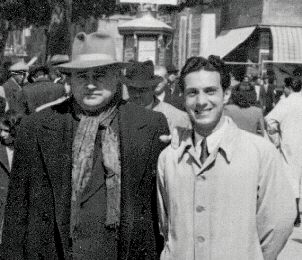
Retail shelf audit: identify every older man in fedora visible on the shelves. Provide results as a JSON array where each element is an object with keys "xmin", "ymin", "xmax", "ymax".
[
  {"xmin": 0, "ymin": 60, "xmax": 29, "ymax": 112},
  {"xmin": 1, "ymin": 32, "xmax": 169, "ymax": 259},
  {"xmin": 125, "ymin": 60, "xmax": 191, "ymax": 134}
]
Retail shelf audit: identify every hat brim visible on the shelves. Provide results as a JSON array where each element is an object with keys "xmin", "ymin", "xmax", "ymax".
[
  {"xmin": 124, "ymin": 76, "xmax": 163, "ymax": 89},
  {"xmin": 57, "ymin": 59, "xmax": 126, "ymax": 72}
]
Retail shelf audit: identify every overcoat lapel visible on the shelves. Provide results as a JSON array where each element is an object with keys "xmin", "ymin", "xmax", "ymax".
[
  {"xmin": 0, "ymin": 145, "xmax": 10, "ymax": 175},
  {"xmin": 118, "ymin": 103, "xmax": 154, "ymax": 258},
  {"xmin": 38, "ymin": 111, "xmax": 74, "ymax": 226}
]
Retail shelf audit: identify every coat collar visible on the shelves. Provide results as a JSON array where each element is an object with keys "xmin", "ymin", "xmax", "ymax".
[{"xmin": 177, "ymin": 116, "xmax": 238, "ymax": 165}]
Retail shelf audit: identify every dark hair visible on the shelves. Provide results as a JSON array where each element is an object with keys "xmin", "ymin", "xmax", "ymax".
[
  {"xmin": 231, "ymin": 89, "xmax": 257, "ymax": 108},
  {"xmin": 0, "ymin": 110, "xmax": 23, "ymax": 138},
  {"xmin": 284, "ymin": 77, "xmax": 293, "ymax": 87},
  {"xmin": 178, "ymin": 55, "xmax": 230, "ymax": 92},
  {"xmin": 291, "ymin": 77, "xmax": 302, "ymax": 92}
]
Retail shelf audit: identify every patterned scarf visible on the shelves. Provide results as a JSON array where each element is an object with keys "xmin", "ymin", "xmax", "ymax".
[{"xmin": 70, "ymin": 103, "xmax": 121, "ymax": 237}]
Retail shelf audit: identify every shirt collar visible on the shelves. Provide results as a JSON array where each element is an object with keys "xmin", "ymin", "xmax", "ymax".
[
  {"xmin": 177, "ymin": 116, "xmax": 237, "ymax": 163},
  {"xmin": 194, "ymin": 117, "xmax": 227, "ymax": 155}
]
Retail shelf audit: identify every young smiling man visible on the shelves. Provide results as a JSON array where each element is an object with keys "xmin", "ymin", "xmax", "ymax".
[
  {"xmin": 157, "ymin": 56, "xmax": 296, "ymax": 260},
  {"xmin": 1, "ymin": 32, "xmax": 169, "ymax": 259}
]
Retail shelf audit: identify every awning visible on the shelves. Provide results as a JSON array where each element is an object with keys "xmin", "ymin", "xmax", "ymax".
[
  {"xmin": 208, "ymin": 26, "xmax": 256, "ymax": 58},
  {"xmin": 118, "ymin": 12, "xmax": 173, "ymax": 35},
  {"xmin": 270, "ymin": 26, "xmax": 302, "ymax": 63}
]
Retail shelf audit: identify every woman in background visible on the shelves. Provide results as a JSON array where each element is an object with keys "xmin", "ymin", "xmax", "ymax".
[{"xmin": 225, "ymin": 82, "xmax": 266, "ymax": 136}]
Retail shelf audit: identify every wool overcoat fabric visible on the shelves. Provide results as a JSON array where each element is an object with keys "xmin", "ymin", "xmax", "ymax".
[
  {"xmin": 16, "ymin": 80, "xmax": 66, "ymax": 115},
  {"xmin": 0, "ymin": 144, "xmax": 10, "ymax": 241},
  {"xmin": 0, "ymin": 100, "xmax": 169, "ymax": 260}
]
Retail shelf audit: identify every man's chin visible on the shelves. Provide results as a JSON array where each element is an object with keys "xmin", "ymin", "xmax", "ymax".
[
  {"xmin": 81, "ymin": 101, "xmax": 107, "ymax": 112},
  {"xmin": 191, "ymin": 117, "xmax": 219, "ymax": 132}
]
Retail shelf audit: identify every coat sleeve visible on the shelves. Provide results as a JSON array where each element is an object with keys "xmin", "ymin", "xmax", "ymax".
[
  {"xmin": 157, "ymin": 150, "xmax": 169, "ymax": 242},
  {"xmin": 256, "ymin": 144, "xmax": 296, "ymax": 260},
  {"xmin": 0, "ymin": 118, "xmax": 38, "ymax": 259},
  {"xmin": 150, "ymin": 113, "xmax": 169, "ymax": 255}
]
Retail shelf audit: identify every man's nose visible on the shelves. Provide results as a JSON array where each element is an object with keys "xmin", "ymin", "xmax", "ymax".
[
  {"xmin": 196, "ymin": 93, "xmax": 208, "ymax": 106},
  {"xmin": 86, "ymin": 83, "xmax": 97, "ymax": 90}
]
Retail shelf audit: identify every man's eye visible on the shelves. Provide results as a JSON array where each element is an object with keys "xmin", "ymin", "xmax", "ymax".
[
  {"xmin": 95, "ymin": 70, "xmax": 106, "ymax": 78},
  {"xmin": 205, "ymin": 89, "xmax": 216, "ymax": 95},
  {"xmin": 76, "ymin": 73, "xmax": 88, "ymax": 80},
  {"xmin": 185, "ymin": 89, "xmax": 197, "ymax": 96}
]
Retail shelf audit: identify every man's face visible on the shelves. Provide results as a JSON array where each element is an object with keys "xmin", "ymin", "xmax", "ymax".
[
  {"xmin": 127, "ymin": 86, "xmax": 154, "ymax": 108},
  {"xmin": 154, "ymin": 67, "xmax": 168, "ymax": 95},
  {"xmin": 12, "ymin": 72, "xmax": 27, "ymax": 86},
  {"xmin": 184, "ymin": 70, "xmax": 229, "ymax": 134},
  {"xmin": 0, "ymin": 124, "xmax": 13, "ymax": 146},
  {"xmin": 71, "ymin": 66, "xmax": 119, "ymax": 112},
  {"xmin": 243, "ymin": 76, "xmax": 249, "ymax": 83}
]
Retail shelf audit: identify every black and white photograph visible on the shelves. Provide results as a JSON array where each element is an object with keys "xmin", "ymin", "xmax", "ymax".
[{"xmin": 0, "ymin": 0, "xmax": 301, "ymax": 259}]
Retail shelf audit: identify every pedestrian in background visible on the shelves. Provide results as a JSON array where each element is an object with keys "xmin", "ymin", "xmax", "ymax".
[
  {"xmin": 224, "ymin": 82, "xmax": 266, "ymax": 136},
  {"xmin": 0, "ymin": 109, "xmax": 22, "ymax": 243},
  {"xmin": 0, "ymin": 61, "xmax": 29, "ymax": 112},
  {"xmin": 125, "ymin": 60, "xmax": 191, "ymax": 134},
  {"xmin": 266, "ymin": 77, "xmax": 302, "ymax": 227}
]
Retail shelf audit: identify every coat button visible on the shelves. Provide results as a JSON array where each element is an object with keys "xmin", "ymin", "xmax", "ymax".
[
  {"xmin": 197, "ymin": 236, "xmax": 205, "ymax": 243},
  {"xmin": 196, "ymin": 206, "xmax": 205, "ymax": 213}
]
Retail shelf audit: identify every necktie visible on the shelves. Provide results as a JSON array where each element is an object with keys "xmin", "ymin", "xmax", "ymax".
[{"xmin": 200, "ymin": 138, "xmax": 209, "ymax": 164}]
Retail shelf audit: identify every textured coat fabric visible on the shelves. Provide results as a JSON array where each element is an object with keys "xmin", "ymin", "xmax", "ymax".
[
  {"xmin": 16, "ymin": 80, "xmax": 66, "ymax": 115},
  {"xmin": 0, "ymin": 100, "xmax": 169, "ymax": 260},
  {"xmin": 0, "ymin": 145, "xmax": 10, "ymax": 242}
]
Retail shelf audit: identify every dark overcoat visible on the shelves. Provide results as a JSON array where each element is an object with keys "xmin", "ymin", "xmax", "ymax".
[
  {"xmin": 16, "ymin": 80, "xmax": 66, "ymax": 115},
  {"xmin": 0, "ymin": 144, "xmax": 9, "ymax": 240},
  {"xmin": 0, "ymin": 100, "xmax": 169, "ymax": 259}
]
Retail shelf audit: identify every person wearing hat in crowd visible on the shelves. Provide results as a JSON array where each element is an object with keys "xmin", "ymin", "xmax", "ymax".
[
  {"xmin": 125, "ymin": 60, "xmax": 191, "ymax": 134},
  {"xmin": 48, "ymin": 54, "xmax": 70, "ymax": 84},
  {"xmin": 0, "ymin": 60, "xmax": 29, "ymax": 112},
  {"xmin": 165, "ymin": 64, "xmax": 185, "ymax": 111},
  {"xmin": 0, "ymin": 31, "xmax": 169, "ymax": 259}
]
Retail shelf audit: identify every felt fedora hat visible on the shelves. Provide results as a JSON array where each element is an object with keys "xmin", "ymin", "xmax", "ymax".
[
  {"xmin": 58, "ymin": 31, "xmax": 123, "ymax": 71},
  {"xmin": 123, "ymin": 60, "xmax": 163, "ymax": 89}
]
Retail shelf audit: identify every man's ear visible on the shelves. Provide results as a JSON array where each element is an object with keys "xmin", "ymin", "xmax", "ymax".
[{"xmin": 223, "ymin": 88, "xmax": 231, "ymax": 105}]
